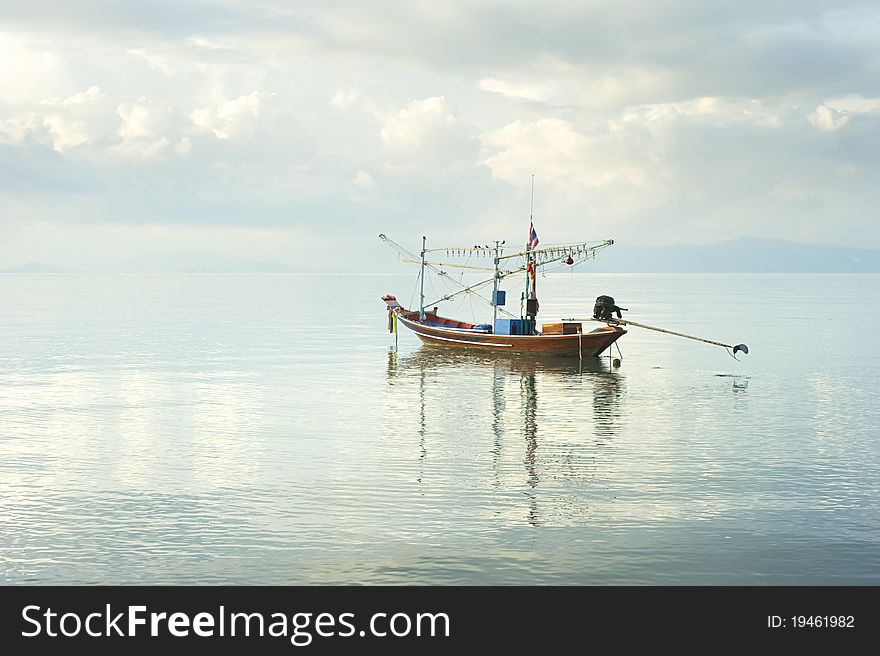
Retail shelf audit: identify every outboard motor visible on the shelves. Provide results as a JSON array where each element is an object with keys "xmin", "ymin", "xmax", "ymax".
[{"xmin": 593, "ymin": 295, "xmax": 627, "ymax": 320}]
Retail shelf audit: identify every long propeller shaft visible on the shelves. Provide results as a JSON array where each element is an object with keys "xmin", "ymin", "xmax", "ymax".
[{"xmin": 566, "ymin": 317, "xmax": 749, "ymax": 357}]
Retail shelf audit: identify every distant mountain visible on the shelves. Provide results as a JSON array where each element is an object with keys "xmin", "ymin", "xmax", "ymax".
[
  {"xmin": 1, "ymin": 253, "xmax": 306, "ymax": 274},
  {"xmin": 0, "ymin": 261, "xmax": 66, "ymax": 273},
  {"xmin": 592, "ymin": 238, "xmax": 880, "ymax": 273}
]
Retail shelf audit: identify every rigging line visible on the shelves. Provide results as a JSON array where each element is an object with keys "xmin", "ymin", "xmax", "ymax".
[
  {"xmin": 432, "ymin": 267, "xmax": 492, "ymax": 314},
  {"xmin": 436, "ymin": 266, "xmax": 464, "ymax": 296},
  {"xmin": 434, "ymin": 269, "xmax": 452, "ymax": 291},
  {"xmin": 451, "ymin": 291, "xmax": 467, "ymax": 316},
  {"xmin": 427, "ymin": 267, "xmax": 438, "ymax": 301},
  {"xmin": 429, "ymin": 257, "xmax": 528, "ymax": 300},
  {"xmin": 400, "ymin": 259, "xmax": 502, "ymax": 272},
  {"xmin": 433, "ymin": 280, "xmax": 516, "ymax": 318},
  {"xmin": 433, "ymin": 276, "xmax": 495, "ymax": 300},
  {"xmin": 458, "ymin": 247, "xmax": 474, "ymax": 283},
  {"xmin": 433, "ymin": 262, "xmax": 493, "ymax": 291},
  {"xmin": 382, "ymin": 234, "xmax": 511, "ymax": 312},
  {"xmin": 423, "ymin": 275, "xmax": 495, "ymax": 306},
  {"xmin": 409, "ymin": 268, "xmax": 420, "ymax": 311},
  {"xmin": 422, "ymin": 254, "xmax": 532, "ymax": 309}
]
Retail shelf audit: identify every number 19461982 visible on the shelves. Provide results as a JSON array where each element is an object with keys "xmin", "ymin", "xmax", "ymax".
[{"xmin": 768, "ymin": 615, "xmax": 854, "ymax": 629}]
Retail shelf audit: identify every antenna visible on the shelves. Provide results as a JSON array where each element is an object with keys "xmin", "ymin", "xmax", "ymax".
[{"xmin": 530, "ymin": 173, "xmax": 535, "ymax": 220}]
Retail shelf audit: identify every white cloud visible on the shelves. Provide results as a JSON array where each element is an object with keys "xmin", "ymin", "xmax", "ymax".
[
  {"xmin": 615, "ymin": 97, "xmax": 786, "ymax": 132},
  {"xmin": 378, "ymin": 96, "xmax": 478, "ymax": 169},
  {"xmin": 353, "ymin": 170, "xmax": 376, "ymax": 190},
  {"xmin": 482, "ymin": 118, "xmax": 652, "ymax": 194},
  {"xmin": 118, "ymin": 102, "xmax": 160, "ymax": 140},
  {"xmin": 56, "ymin": 85, "xmax": 105, "ymax": 107},
  {"xmin": 128, "ymin": 49, "xmax": 178, "ymax": 75},
  {"xmin": 823, "ymin": 95, "xmax": 880, "ymax": 113},
  {"xmin": 479, "ymin": 78, "xmax": 546, "ymax": 102},
  {"xmin": 331, "ymin": 88, "xmax": 360, "ymax": 109},
  {"xmin": 0, "ymin": 32, "xmax": 61, "ymax": 104},
  {"xmin": 42, "ymin": 114, "xmax": 90, "ymax": 151},
  {"xmin": 113, "ymin": 100, "xmax": 185, "ymax": 158},
  {"xmin": 0, "ymin": 114, "xmax": 43, "ymax": 144},
  {"xmin": 174, "ymin": 137, "xmax": 193, "ymax": 156},
  {"xmin": 477, "ymin": 60, "xmax": 678, "ymax": 112},
  {"xmin": 191, "ymin": 92, "xmax": 271, "ymax": 140},
  {"xmin": 478, "ymin": 92, "xmax": 880, "ymax": 245},
  {"xmin": 483, "ymin": 119, "xmax": 586, "ymax": 180},
  {"xmin": 809, "ymin": 104, "xmax": 850, "ymax": 130},
  {"xmin": 188, "ymin": 35, "xmax": 233, "ymax": 51},
  {"xmin": 32, "ymin": 86, "xmax": 111, "ymax": 151}
]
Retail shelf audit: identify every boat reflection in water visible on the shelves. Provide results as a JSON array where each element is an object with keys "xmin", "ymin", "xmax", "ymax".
[{"xmin": 385, "ymin": 345, "xmax": 626, "ymax": 526}]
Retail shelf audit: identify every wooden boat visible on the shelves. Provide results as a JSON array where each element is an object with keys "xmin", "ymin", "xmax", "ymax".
[
  {"xmin": 379, "ymin": 224, "xmax": 626, "ymax": 358},
  {"xmin": 381, "ymin": 296, "xmax": 625, "ymax": 357},
  {"xmin": 379, "ymin": 206, "xmax": 749, "ymax": 361},
  {"xmin": 379, "ymin": 225, "xmax": 748, "ymax": 360}
]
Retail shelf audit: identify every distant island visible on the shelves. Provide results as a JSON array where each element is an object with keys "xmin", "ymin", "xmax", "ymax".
[
  {"xmin": 0, "ymin": 262, "xmax": 67, "ymax": 274},
  {"xmin": 0, "ymin": 254, "xmax": 305, "ymax": 274},
  {"xmin": 590, "ymin": 238, "xmax": 880, "ymax": 273}
]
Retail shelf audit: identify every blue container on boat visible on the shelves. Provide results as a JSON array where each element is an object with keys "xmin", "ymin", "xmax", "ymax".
[
  {"xmin": 491, "ymin": 290, "xmax": 506, "ymax": 306},
  {"xmin": 494, "ymin": 318, "xmax": 533, "ymax": 335},
  {"xmin": 494, "ymin": 319, "xmax": 516, "ymax": 335}
]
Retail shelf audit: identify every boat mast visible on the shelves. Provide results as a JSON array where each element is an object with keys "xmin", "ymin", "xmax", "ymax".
[
  {"xmin": 492, "ymin": 240, "xmax": 501, "ymax": 324},
  {"xmin": 523, "ymin": 174, "xmax": 534, "ymax": 321},
  {"xmin": 523, "ymin": 240, "xmax": 530, "ymax": 320},
  {"xmin": 419, "ymin": 235, "xmax": 426, "ymax": 322}
]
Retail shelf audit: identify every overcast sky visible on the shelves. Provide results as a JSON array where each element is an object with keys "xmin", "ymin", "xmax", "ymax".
[{"xmin": 2, "ymin": 1, "xmax": 879, "ymax": 271}]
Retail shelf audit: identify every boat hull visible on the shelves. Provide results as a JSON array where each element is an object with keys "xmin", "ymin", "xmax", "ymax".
[{"xmin": 397, "ymin": 314, "xmax": 624, "ymax": 357}]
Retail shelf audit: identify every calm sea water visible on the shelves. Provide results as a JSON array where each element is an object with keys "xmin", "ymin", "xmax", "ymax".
[{"xmin": 1, "ymin": 272, "xmax": 878, "ymax": 584}]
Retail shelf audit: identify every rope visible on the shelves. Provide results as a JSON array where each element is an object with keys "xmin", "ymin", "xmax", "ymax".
[{"xmin": 408, "ymin": 271, "xmax": 419, "ymax": 310}]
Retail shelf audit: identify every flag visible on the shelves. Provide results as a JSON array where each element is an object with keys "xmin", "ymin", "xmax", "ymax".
[
  {"xmin": 529, "ymin": 221, "xmax": 539, "ymax": 250},
  {"xmin": 527, "ymin": 260, "xmax": 535, "ymax": 283}
]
